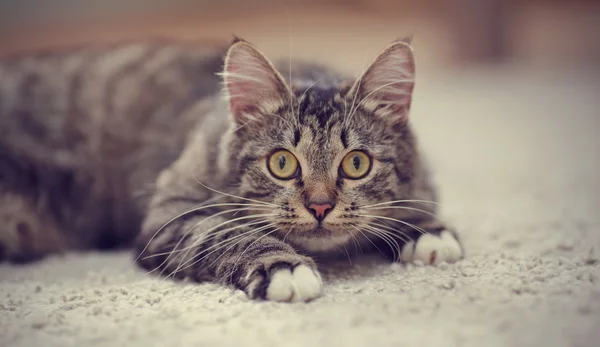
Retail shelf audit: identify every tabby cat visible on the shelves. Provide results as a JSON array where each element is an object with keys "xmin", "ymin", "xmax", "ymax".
[{"xmin": 0, "ymin": 37, "xmax": 463, "ymax": 301}]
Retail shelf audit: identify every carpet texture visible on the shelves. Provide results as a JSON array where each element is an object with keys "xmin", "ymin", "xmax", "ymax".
[{"xmin": 1, "ymin": 68, "xmax": 599, "ymax": 347}]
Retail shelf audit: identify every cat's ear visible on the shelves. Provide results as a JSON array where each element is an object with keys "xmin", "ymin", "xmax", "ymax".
[
  {"xmin": 348, "ymin": 38, "xmax": 415, "ymax": 123},
  {"xmin": 221, "ymin": 38, "xmax": 291, "ymax": 124}
]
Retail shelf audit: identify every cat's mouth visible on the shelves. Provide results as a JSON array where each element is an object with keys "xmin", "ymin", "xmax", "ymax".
[
  {"xmin": 282, "ymin": 225, "xmax": 352, "ymax": 253},
  {"xmin": 291, "ymin": 221, "xmax": 345, "ymax": 236}
]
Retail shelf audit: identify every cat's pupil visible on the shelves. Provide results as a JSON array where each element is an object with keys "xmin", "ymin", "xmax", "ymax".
[
  {"xmin": 353, "ymin": 155, "xmax": 360, "ymax": 170},
  {"xmin": 279, "ymin": 155, "xmax": 286, "ymax": 170}
]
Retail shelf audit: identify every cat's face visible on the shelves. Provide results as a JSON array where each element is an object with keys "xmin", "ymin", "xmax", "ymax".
[{"xmin": 221, "ymin": 38, "xmax": 417, "ymax": 252}]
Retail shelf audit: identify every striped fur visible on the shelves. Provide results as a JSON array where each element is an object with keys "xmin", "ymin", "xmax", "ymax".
[
  {"xmin": 0, "ymin": 38, "xmax": 463, "ymax": 300},
  {"xmin": 0, "ymin": 40, "xmax": 225, "ymax": 257}
]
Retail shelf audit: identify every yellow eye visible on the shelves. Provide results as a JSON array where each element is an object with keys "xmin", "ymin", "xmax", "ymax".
[
  {"xmin": 341, "ymin": 151, "xmax": 371, "ymax": 179},
  {"xmin": 268, "ymin": 150, "xmax": 299, "ymax": 179}
]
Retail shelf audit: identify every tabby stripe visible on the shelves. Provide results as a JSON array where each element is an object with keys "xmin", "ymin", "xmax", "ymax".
[{"xmin": 103, "ymin": 45, "xmax": 161, "ymax": 117}]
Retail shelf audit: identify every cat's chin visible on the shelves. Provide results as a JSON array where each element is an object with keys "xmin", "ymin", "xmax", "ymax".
[{"xmin": 281, "ymin": 227, "xmax": 352, "ymax": 253}]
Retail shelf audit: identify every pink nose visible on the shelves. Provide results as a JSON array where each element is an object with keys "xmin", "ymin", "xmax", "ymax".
[{"xmin": 308, "ymin": 203, "xmax": 333, "ymax": 222}]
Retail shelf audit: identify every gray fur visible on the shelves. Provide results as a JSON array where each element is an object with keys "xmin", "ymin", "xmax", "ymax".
[
  {"xmin": 0, "ymin": 38, "xmax": 461, "ymax": 299},
  {"xmin": 0, "ymin": 40, "xmax": 225, "ymax": 256}
]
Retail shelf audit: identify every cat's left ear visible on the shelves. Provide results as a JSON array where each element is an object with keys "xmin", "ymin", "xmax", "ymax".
[
  {"xmin": 348, "ymin": 38, "xmax": 415, "ymax": 123},
  {"xmin": 221, "ymin": 38, "xmax": 292, "ymax": 125}
]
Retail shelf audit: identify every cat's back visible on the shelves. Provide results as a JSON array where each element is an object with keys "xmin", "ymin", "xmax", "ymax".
[
  {"xmin": 0, "ymin": 39, "xmax": 226, "ymax": 247},
  {"xmin": 0, "ymin": 39, "xmax": 225, "ymax": 157}
]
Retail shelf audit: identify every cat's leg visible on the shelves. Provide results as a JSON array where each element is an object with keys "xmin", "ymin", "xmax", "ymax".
[
  {"xmin": 0, "ymin": 191, "xmax": 66, "ymax": 262},
  {"xmin": 135, "ymin": 214, "xmax": 323, "ymax": 302}
]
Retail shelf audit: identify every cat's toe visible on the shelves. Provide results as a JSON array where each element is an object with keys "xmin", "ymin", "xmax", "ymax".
[
  {"xmin": 266, "ymin": 265, "xmax": 323, "ymax": 302},
  {"xmin": 401, "ymin": 230, "xmax": 463, "ymax": 265}
]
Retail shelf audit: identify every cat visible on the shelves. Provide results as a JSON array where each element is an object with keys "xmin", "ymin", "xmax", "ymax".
[{"xmin": 0, "ymin": 37, "xmax": 463, "ymax": 301}]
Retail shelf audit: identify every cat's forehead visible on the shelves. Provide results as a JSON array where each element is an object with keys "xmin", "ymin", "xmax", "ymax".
[
  {"xmin": 296, "ymin": 87, "xmax": 344, "ymax": 128},
  {"xmin": 290, "ymin": 87, "xmax": 347, "ymax": 173}
]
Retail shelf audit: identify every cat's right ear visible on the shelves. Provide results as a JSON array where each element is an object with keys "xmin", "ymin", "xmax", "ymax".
[
  {"xmin": 347, "ymin": 38, "xmax": 415, "ymax": 124},
  {"xmin": 221, "ymin": 39, "xmax": 291, "ymax": 125}
]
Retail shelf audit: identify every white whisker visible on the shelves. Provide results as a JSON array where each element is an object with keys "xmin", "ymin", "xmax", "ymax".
[
  {"xmin": 163, "ymin": 223, "xmax": 276, "ymax": 280},
  {"xmin": 164, "ymin": 213, "xmax": 278, "ymax": 276},
  {"xmin": 345, "ymin": 77, "xmax": 362, "ymax": 126},
  {"xmin": 269, "ymin": 112, "xmax": 295, "ymax": 130},
  {"xmin": 147, "ymin": 217, "xmax": 274, "ymax": 277},
  {"xmin": 358, "ymin": 214, "xmax": 429, "ymax": 236},
  {"xmin": 296, "ymin": 76, "xmax": 324, "ymax": 121},
  {"xmin": 368, "ymin": 221, "xmax": 412, "ymax": 243},
  {"xmin": 287, "ymin": 14, "xmax": 297, "ymax": 127},
  {"xmin": 231, "ymin": 118, "xmax": 255, "ymax": 134},
  {"xmin": 135, "ymin": 200, "xmax": 262, "ymax": 262},
  {"xmin": 342, "ymin": 244, "xmax": 353, "ymax": 266},
  {"xmin": 344, "ymin": 51, "xmax": 371, "ymax": 127},
  {"xmin": 347, "ymin": 228, "xmax": 363, "ymax": 254},
  {"xmin": 282, "ymin": 226, "xmax": 294, "ymax": 242},
  {"xmin": 193, "ymin": 179, "xmax": 281, "ymax": 207},
  {"xmin": 347, "ymin": 79, "xmax": 413, "ymax": 120},
  {"xmin": 141, "ymin": 218, "xmax": 270, "ymax": 261},
  {"xmin": 364, "ymin": 205, "xmax": 438, "ymax": 219},
  {"xmin": 360, "ymin": 199, "xmax": 439, "ymax": 209},
  {"xmin": 362, "ymin": 224, "xmax": 401, "ymax": 258},
  {"xmin": 177, "ymin": 224, "xmax": 278, "ymax": 278},
  {"xmin": 226, "ymin": 227, "xmax": 279, "ymax": 282},
  {"xmin": 351, "ymin": 225, "xmax": 384, "ymax": 257},
  {"xmin": 358, "ymin": 225, "xmax": 397, "ymax": 259}
]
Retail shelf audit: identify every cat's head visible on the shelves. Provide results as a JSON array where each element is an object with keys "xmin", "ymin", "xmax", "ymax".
[{"xmin": 219, "ymin": 37, "xmax": 419, "ymax": 253}]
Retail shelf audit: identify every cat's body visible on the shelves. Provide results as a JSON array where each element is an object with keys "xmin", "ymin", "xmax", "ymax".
[
  {"xmin": 0, "ymin": 38, "xmax": 463, "ymax": 301},
  {"xmin": 0, "ymin": 40, "xmax": 225, "ymax": 259}
]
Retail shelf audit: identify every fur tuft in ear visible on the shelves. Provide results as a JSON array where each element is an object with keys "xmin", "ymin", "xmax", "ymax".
[
  {"xmin": 221, "ymin": 39, "xmax": 291, "ymax": 124},
  {"xmin": 349, "ymin": 39, "xmax": 415, "ymax": 123},
  {"xmin": 398, "ymin": 35, "xmax": 413, "ymax": 45}
]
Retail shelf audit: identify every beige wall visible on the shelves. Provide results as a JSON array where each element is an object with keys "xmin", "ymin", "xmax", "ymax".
[{"xmin": 1, "ymin": 1, "xmax": 598, "ymax": 69}]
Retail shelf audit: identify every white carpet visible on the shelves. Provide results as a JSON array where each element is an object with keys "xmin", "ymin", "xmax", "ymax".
[{"xmin": 1, "ymin": 67, "xmax": 599, "ymax": 347}]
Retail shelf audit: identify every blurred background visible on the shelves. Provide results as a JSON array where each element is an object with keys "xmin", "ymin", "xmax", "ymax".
[{"xmin": 1, "ymin": 0, "xmax": 599, "ymax": 73}]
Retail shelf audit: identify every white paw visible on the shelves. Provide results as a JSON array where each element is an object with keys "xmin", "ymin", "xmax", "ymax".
[
  {"xmin": 266, "ymin": 265, "xmax": 323, "ymax": 302},
  {"xmin": 401, "ymin": 230, "xmax": 463, "ymax": 265}
]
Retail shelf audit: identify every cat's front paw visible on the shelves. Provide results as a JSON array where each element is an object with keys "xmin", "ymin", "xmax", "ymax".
[
  {"xmin": 266, "ymin": 265, "xmax": 323, "ymax": 302},
  {"xmin": 244, "ymin": 260, "xmax": 323, "ymax": 302},
  {"xmin": 400, "ymin": 230, "xmax": 463, "ymax": 265}
]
